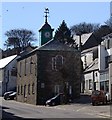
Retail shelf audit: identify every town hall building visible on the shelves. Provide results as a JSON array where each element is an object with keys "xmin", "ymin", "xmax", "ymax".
[{"xmin": 16, "ymin": 8, "xmax": 82, "ymax": 105}]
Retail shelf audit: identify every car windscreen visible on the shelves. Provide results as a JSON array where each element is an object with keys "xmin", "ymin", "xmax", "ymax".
[{"xmin": 92, "ymin": 91, "xmax": 100, "ymax": 96}]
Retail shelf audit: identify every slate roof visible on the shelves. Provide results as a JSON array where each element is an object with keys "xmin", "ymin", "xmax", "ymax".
[
  {"xmin": 0, "ymin": 54, "xmax": 17, "ymax": 69},
  {"xmin": 39, "ymin": 22, "xmax": 53, "ymax": 31},
  {"xmin": 37, "ymin": 39, "xmax": 79, "ymax": 52},
  {"xmin": 73, "ymin": 26, "xmax": 112, "ymax": 51},
  {"xmin": 102, "ymin": 33, "xmax": 112, "ymax": 39},
  {"xmin": 17, "ymin": 39, "xmax": 80, "ymax": 61},
  {"xmin": 73, "ymin": 33, "xmax": 92, "ymax": 46}
]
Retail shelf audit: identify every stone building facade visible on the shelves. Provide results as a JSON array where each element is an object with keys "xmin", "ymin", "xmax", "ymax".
[
  {"xmin": 16, "ymin": 40, "xmax": 81, "ymax": 105},
  {"xmin": 17, "ymin": 53, "xmax": 37, "ymax": 105}
]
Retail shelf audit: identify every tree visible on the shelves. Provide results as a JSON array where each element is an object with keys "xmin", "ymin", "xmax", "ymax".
[
  {"xmin": 70, "ymin": 22, "xmax": 100, "ymax": 35},
  {"xmin": 105, "ymin": 17, "xmax": 112, "ymax": 28},
  {"xmin": 4, "ymin": 29, "xmax": 37, "ymax": 50},
  {"xmin": 54, "ymin": 20, "xmax": 78, "ymax": 48}
]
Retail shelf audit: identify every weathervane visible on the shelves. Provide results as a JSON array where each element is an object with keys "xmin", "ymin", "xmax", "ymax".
[{"xmin": 44, "ymin": 8, "xmax": 49, "ymax": 23}]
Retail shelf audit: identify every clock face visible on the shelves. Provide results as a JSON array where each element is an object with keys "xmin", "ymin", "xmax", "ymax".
[{"xmin": 44, "ymin": 32, "xmax": 51, "ymax": 38}]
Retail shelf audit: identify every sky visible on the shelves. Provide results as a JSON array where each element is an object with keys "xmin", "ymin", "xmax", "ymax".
[{"xmin": 0, "ymin": 1, "xmax": 111, "ymax": 49}]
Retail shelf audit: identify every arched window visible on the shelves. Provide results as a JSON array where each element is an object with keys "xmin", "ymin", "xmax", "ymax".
[
  {"xmin": 56, "ymin": 55, "xmax": 63, "ymax": 70},
  {"xmin": 52, "ymin": 55, "xmax": 64, "ymax": 71}
]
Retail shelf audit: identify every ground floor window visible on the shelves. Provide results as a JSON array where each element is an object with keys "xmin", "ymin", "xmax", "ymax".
[
  {"xmin": 100, "ymin": 80, "xmax": 109, "ymax": 92},
  {"xmin": 18, "ymin": 85, "xmax": 20, "ymax": 95},
  {"xmin": 21, "ymin": 85, "xmax": 23, "ymax": 95},
  {"xmin": 54, "ymin": 85, "xmax": 60, "ymax": 94},
  {"xmin": 85, "ymin": 80, "xmax": 89, "ymax": 90},
  {"xmin": 32, "ymin": 83, "xmax": 35, "ymax": 94},
  {"xmin": 24, "ymin": 85, "xmax": 26, "ymax": 98},
  {"xmin": 89, "ymin": 79, "xmax": 92, "ymax": 90},
  {"xmin": 28, "ymin": 84, "xmax": 30, "ymax": 95}
]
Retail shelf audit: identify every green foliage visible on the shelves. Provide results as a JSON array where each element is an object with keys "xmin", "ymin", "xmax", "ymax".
[
  {"xmin": 54, "ymin": 20, "xmax": 78, "ymax": 48},
  {"xmin": 4, "ymin": 29, "xmax": 37, "ymax": 49},
  {"xmin": 70, "ymin": 22, "xmax": 100, "ymax": 35},
  {"xmin": 105, "ymin": 17, "xmax": 112, "ymax": 28}
]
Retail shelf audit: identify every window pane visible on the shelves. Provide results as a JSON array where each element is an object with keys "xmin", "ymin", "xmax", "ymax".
[
  {"xmin": 100, "ymin": 82, "xmax": 104, "ymax": 91},
  {"xmin": 89, "ymin": 79, "xmax": 92, "ymax": 90}
]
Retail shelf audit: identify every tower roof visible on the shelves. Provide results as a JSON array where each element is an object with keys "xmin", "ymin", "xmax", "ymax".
[
  {"xmin": 39, "ymin": 22, "xmax": 52, "ymax": 32},
  {"xmin": 39, "ymin": 8, "xmax": 54, "ymax": 32}
]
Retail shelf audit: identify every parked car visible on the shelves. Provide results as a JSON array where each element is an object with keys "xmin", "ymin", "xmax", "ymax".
[
  {"xmin": 45, "ymin": 93, "xmax": 64, "ymax": 106},
  {"xmin": 91, "ymin": 90, "xmax": 108, "ymax": 106},
  {"xmin": 4, "ymin": 91, "xmax": 17, "ymax": 100}
]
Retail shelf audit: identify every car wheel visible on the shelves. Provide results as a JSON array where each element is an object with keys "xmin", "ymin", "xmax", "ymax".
[
  {"xmin": 92, "ymin": 101, "xmax": 97, "ymax": 106},
  {"xmin": 52, "ymin": 102, "xmax": 55, "ymax": 106},
  {"xmin": 105, "ymin": 97, "xmax": 108, "ymax": 104},
  {"xmin": 4, "ymin": 97, "xmax": 7, "ymax": 100},
  {"xmin": 92, "ymin": 101, "xmax": 95, "ymax": 106}
]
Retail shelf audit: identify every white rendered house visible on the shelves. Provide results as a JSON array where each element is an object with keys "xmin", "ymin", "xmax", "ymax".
[
  {"xmin": 81, "ymin": 35, "xmax": 111, "ymax": 94},
  {"xmin": 0, "ymin": 55, "xmax": 18, "ymax": 96},
  {"xmin": 102, "ymin": 33, "xmax": 112, "ymax": 100}
]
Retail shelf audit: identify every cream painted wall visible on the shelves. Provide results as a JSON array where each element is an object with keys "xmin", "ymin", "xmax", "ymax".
[
  {"xmin": 98, "ymin": 45, "xmax": 109, "ymax": 71},
  {"xmin": 0, "ymin": 56, "xmax": 18, "ymax": 96},
  {"xmin": 81, "ymin": 52, "xmax": 93, "ymax": 69}
]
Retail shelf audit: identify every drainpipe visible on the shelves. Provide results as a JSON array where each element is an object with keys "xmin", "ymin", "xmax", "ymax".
[
  {"xmin": 93, "ymin": 71, "xmax": 96, "ymax": 91},
  {"xmin": 6, "ymin": 70, "xmax": 9, "ymax": 92}
]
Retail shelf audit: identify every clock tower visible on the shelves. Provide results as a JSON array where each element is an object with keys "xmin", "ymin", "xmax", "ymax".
[{"xmin": 39, "ymin": 8, "xmax": 54, "ymax": 46}]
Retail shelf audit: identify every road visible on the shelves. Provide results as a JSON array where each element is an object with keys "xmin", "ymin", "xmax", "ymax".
[{"xmin": 0, "ymin": 97, "xmax": 111, "ymax": 120}]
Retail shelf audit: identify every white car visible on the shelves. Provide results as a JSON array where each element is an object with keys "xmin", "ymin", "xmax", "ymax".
[{"xmin": 105, "ymin": 92, "xmax": 111, "ymax": 102}]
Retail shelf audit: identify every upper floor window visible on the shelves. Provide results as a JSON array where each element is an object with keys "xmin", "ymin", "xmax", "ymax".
[
  {"xmin": 105, "ymin": 39, "xmax": 110, "ymax": 49},
  {"xmin": 105, "ymin": 56, "xmax": 109, "ymax": 68},
  {"xmin": 24, "ymin": 59, "xmax": 27, "ymax": 76},
  {"xmin": 11, "ymin": 67, "xmax": 17, "ymax": 76},
  {"xmin": 19, "ymin": 62, "xmax": 22, "ymax": 77},
  {"xmin": 30, "ymin": 57, "xmax": 32, "ymax": 74},
  {"xmin": 52, "ymin": 55, "xmax": 64, "ymax": 71}
]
